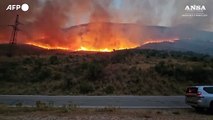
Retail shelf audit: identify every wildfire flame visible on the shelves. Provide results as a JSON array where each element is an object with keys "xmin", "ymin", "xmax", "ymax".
[
  {"xmin": 0, "ymin": 1, "xmax": 183, "ymax": 53},
  {"xmin": 27, "ymin": 41, "xmax": 138, "ymax": 52},
  {"xmin": 23, "ymin": 23, "xmax": 179, "ymax": 52},
  {"xmin": 77, "ymin": 45, "xmax": 137, "ymax": 52},
  {"xmin": 26, "ymin": 37, "xmax": 179, "ymax": 52},
  {"xmin": 142, "ymin": 38, "xmax": 179, "ymax": 45},
  {"xmin": 26, "ymin": 42, "xmax": 69, "ymax": 50},
  {"xmin": 26, "ymin": 38, "xmax": 179, "ymax": 52}
]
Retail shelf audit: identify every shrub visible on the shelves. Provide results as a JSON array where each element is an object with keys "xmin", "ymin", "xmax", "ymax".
[
  {"xmin": 37, "ymin": 67, "xmax": 52, "ymax": 81},
  {"xmin": 104, "ymin": 85, "xmax": 115, "ymax": 94},
  {"xmin": 49, "ymin": 55, "xmax": 59, "ymax": 65},
  {"xmin": 64, "ymin": 76, "xmax": 75, "ymax": 90},
  {"xmin": 110, "ymin": 52, "xmax": 127, "ymax": 63},
  {"xmin": 79, "ymin": 82, "xmax": 94, "ymax": 94},
  {"xmin": 22, "ymin": 57, "xmax": 33, "ymax": 64},
  {"xmin": 15, "ymin": 102, "xmax": 23, "ymax": 107},
  {"xmin": 79, "ymin": 62, "xmax": 104, "ymax": 81},
  {"xmin": 86, "ymin": 62, "xmax": 103, "ymax": 80},
  {"xmin": 95, "ymin": 106, "xmax": 119, "ymax": 112},
  {"xmin": 36, "ymin": 101, "xmax": 47, "ymax": 109}
]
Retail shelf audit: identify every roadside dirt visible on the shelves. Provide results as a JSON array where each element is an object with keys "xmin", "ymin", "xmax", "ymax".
[{"xmin": 0, "ymin": 109, "xmax": 212, "ymax": 120}]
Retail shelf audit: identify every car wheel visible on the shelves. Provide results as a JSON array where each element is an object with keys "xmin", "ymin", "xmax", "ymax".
[
  {"xmin": 208, "ymin": 101, "xmax": 213, "ymax": 114},
  {"xmin": 193, "ymin": 107, "xmax": 204, "ymax": 112}
]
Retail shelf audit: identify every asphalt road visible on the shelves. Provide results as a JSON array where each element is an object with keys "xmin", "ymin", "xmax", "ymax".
[{"xmin": 0, "ymin": 95, "xmax": 190, "ymax": 108}]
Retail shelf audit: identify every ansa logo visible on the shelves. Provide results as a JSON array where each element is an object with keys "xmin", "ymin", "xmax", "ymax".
[{"xmin": 185, "ymin": 5, "xmax": 206, "ymax": 11}]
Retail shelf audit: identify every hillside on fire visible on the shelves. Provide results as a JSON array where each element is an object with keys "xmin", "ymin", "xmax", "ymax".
[
  {"xmin": 0, "ymin": 49, "xmax": 213, "ymax": 95},
  {"xmin": 1, "ymin": 0, "xmax": 213, "ymax": 54}
]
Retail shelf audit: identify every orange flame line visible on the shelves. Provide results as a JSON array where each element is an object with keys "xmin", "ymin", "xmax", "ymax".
[{"xmin": 26, "ymin": 42, "xmax": 69, "ymax": 50}]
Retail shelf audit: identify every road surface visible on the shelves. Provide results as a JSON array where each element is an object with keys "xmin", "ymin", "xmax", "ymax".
[{"xmin": 0, "ymin": 95, "xmax": 190, "ymax": 108}]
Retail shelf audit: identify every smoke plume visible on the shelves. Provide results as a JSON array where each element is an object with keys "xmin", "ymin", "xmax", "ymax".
[{"xmin": 0, "ymin": 0, "xmax": 212, "ymax": 50}]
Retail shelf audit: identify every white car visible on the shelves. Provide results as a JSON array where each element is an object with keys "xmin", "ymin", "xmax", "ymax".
[{"xmin": 185, "ymin": 86, "xmax": 213, "ymax": 112}]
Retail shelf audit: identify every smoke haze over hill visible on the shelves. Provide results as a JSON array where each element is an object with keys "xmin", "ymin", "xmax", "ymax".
[{"xmin": 0, "ymin": 0, "xmax": 212, "ymax": 52}]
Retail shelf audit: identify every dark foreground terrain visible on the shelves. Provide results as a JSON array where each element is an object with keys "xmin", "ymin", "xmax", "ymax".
[
  {"xmin": 0, "ymin": 106, "xmax": 212, "ymax": 120},
  {"xmin": 0, "ymin": 48, "xmax": 213, "ymax": 95}
]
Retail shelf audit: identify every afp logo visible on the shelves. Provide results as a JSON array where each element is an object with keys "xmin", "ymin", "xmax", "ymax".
[{"xmin": 6, "ymin": 3, "xmax": 29, "ymax": 12}]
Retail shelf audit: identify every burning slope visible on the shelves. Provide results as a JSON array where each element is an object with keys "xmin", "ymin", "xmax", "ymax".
[
  {"xmin": 1, "ymin": 0, "xmax": 213, "ymax": 53},
  {"xmin": 22, "ymin": 23, "xmax": 182, "ymax": 52},
  {"xmin": 74, "ymin": 23, "xmax": 139, "ymax": 52},
  {"xmin": 24, "ymin": 23, "xmax": 139, "ymax": 52},
  {"xmin": 64, "ymin": 23, "xmax": 181, "ymax": 52},
  {"xmin": 0, "ymin": 1, "xmax": 182, "ymax": 52}
]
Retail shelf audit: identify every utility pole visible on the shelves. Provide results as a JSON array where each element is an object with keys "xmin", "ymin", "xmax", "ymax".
[
  {"xmin": 7, "ymin": 15, "xmax": 21, "ymax": 56},
  {"xmin": 8, "ymin": 15, "xmax": 20, "ymax": 45}
]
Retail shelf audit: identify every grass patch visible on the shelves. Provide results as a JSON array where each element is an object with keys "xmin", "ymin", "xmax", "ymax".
[{"xmin": 95, "ymin": 106, "xmax": 119, "ymax": 113}]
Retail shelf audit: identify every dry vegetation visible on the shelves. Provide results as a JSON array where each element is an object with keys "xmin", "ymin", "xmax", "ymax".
[
  {"xmin": 0, "ymin": 105, "xmax": 212, "ymax": 120},
  {"xmin": 0, "ymin": 49, "xmax": 213, "ymax": 95}
]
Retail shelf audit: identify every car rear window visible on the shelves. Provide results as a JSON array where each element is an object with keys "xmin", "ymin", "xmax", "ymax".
[
  {"xmin": 203, "ymin": 87, "xmax": 213, "ymax": 94},
  {"xmin": 186, "ymin": 87, "xmax": 198, "ymax": 94}
]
